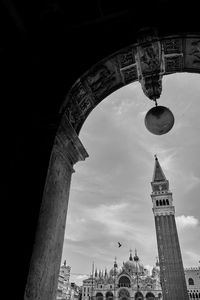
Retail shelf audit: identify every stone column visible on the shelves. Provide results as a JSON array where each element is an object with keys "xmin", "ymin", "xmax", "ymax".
[{"xmin": 24, "ymin": 115, "xmax": 88, "ymax": 300}]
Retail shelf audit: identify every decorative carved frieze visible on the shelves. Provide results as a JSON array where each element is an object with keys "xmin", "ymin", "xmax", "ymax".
[
  {"xmin": 85, "ymin": 61, "xmax": 121, "ymax": 102},
  {"xmin": 164, "ymin": 55, "xmax": 183, "ymax": 73},
  {"xmin": 118, "ymin": 48, "xmax": 135, "ymax": 68},
  {"xmin": 163, "ymin": 39, "xmax": 182, "ymax": 54},
  {"xmin": 185, "ymin": 38, "xmax": 200, "ymax": 69},
  {"xmin": 120, "ymin": 64, "xmax": 138, "ymax": 84}
]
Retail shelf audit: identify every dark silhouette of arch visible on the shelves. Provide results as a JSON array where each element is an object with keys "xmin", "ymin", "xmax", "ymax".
[
  {"xmin": 163, "ymin": 199, "xmax": 166, "ymax": 206},
  {"xmin": 96, "ymin": 292, "xmax": 104, "ymax": 300},
  {"xmin": 166, "ymin": 199, "xmax": 169, "ymax": 205},
  {"xmin": 106, "ymin": 291, "xmax": 114, "ymax": 300},
  {"xmin": 189, "ymin": 278, "xmax": 194, "ymax": 285},
  {"xmin": 146, "ymin": 292, "xmax": 155, "ymax": 299},
  {"xmin": 159, "ymin": 200, "xmax": 162, "ymax": 206},
  {"xmin": 17, "ymin": 23, "xmax": 200, "ymax": 300},
  {"xmin": 156, "ymin": 200, "xmax": 159, "ymax": 206}
]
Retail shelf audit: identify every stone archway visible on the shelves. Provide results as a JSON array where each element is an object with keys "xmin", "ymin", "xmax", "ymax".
[
  {"xmin": 118, "ymin": 288, "xmax": 130, "ymax": 300},
  {"xmin": 135, "ymin": 291, "xmax": 144, "ymax": 300},
  {"xmin": 96, "ymin": 292, "xmax": 104, "ymax": 300},
  {"xmin": 24, "ymin": 32, "xmax": 200, "ymax": 300},
  {"xmin": 106, "ymin": 291, "xmax": 114, "ymax": 300}
]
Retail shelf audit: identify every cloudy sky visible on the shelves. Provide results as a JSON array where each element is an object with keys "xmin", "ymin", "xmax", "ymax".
[{"xmin": 61, "ymin": 73, "xmax": 200, "ymax": 285}]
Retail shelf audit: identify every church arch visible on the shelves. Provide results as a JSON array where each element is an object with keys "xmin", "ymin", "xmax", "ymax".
[
  {"xmin": 166, "ymin": 199, "xmax": 169, "ymax": 205},
  {"xmin": 159, "ymin": 200, "xmax": 162, "ymax": 206},
  {"xmin": 118, "ymin": 288, "xmax": 130, "ymax": 300},
  {"xmin": 24, "ymin": 32, "xmax": 200, "ymax": 300},
  {"xmin": 96, "ymin": 292, "xmax": 104, "ymax": 300},
  {"xmin": 118, "ymin": 276, "xmax": 131, "ymax": 288},
  {"xmin": 106, "ymin": 291, "xmax": 114, "ymax": 300},
  {"xmin": 156, "ymin": 200, "xmax": 159, "ymax": 206},
  {"xmin": 163, "ymin": 199, "xmax": 166, "ymax": 206},
  {"xmin": 146, "ymin": 292, "xmax": 155, "ymax": 299}
]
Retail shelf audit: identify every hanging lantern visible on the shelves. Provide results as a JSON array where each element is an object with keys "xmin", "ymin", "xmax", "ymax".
[{"xmin": 145, "ymin": 104, "xmax": 174, "ymax": 135}]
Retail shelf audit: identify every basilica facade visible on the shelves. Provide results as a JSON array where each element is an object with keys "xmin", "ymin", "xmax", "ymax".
[{"xmin": 82, "ymin": 251, "xmax": 162, "ymax": 300}]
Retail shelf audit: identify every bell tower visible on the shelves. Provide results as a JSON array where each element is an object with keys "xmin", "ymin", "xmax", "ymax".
[{"xmin": 151, "ymin": 155, "xmax": 188, "ymax": 299}]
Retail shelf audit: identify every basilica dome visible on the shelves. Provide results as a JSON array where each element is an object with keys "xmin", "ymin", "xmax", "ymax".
[{"xmin": 123, "ymin": 251, "xmax": 144, "ymax": 275}]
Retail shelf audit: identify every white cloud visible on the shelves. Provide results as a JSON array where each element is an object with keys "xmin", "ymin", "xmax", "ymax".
[
  {"xmin": 70, "ymin": 274, "xmax": 89, "ymax": 286},
  {"xmin": 176, "ymin": 215, "xmax": 199, "ymax": 230}
]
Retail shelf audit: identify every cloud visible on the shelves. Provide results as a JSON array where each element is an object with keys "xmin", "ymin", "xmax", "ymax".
[
  {"xmin": 87, "ymin": 203, "xmax": 134, "ymax": 236},
  {"xmin": 176, "ymin": 215, "xmax": 199, "ymax": 230},
  {"xmin": 70, "ymin": 274, "xmax": 89, "ymax": 286}
]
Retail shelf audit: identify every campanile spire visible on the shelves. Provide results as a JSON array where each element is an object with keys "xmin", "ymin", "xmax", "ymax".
[
  {"xmin": 152, "ymin": 154, "xmax": 167, "ymax": 182},
  {"xmin": 150, "ymin": 156, "xmax": 188, "ymax": 300}
]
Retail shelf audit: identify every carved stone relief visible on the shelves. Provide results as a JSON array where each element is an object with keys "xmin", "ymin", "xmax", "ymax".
[
  {"xmin": 136, "ymin": 41, "xmax": 163, "ymax": 76},
  {"xmin": 118, "ymin": 48, "xmax": 135, "ymax": 68},
  {"xmin": 163, "ymin": 39, "xmax": 182, "ymax": 54},
  {"xmin": 135, "ymin": 40, "xmax": 164, "ymax": 100},
  {"xmin": 85, "ymin": 61, "xmax": 121, "ymax": 102},
  {"xmin": 120, "ymin": 64, "xmax": 138, "ymax": 84},
  {"xmin": 164, "ymin": 55, "xmax": 183, "ymax": 73},
  {"xmin": 185, "ymin": 38, "xmax": 200, "ymax": 69}
]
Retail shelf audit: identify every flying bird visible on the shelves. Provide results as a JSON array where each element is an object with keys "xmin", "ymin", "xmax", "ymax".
[{"xmin": 118, "ymin": 242, "xmax": 122, "ymax": 248}]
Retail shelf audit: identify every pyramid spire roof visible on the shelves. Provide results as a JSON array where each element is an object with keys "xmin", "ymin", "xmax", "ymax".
[{"xmin": 152, "ymin": 155, "xmax": 167, "ymax": 182}]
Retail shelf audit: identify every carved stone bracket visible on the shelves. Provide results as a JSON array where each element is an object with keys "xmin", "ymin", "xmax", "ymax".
[
  {"xmin": 54, "ymin": 113, "xmax": 89, "ymax": 172},
  {"xmin": 135, "ymin": 29, "xmax": 165, "ymax": 101}
]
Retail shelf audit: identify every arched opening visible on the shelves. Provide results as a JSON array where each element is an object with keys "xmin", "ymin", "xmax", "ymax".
[
  {"xmin": 189, "ymin": 278, "xmax": 194, "ymax": 285},
  {"xmin": 146, "ymin": 292, "xmax": 155, "ymax": 299},
  {"xmin": 156, "ymin": 200, "xmax": 159, "ymax": 206},
  {"xmin": 24, "ymin": 32, "xmax": 200, "ymax": 300},
  {"xmin": 106, "ymin": 291, "xmax": 114, "ymax": 300},
  {"xmin": 118, "ymin": 276, "xmax": 131, "ymax": 288},
  {"xmin": 135, "ymin": 291, "xmax": 144, "ymax": 300},
  {"xmin": 163, "ymin": 199, "xmax": 166, "ymax": 206},
  {"xmin": 96, "ymin": 292, "xmax": 104, "ymax": 300},
  {"xmin": 166, "ymin": 199, "xmax": 169, "ymax": 205},
  {"xmin": 118, "ymin": 288, "xmax": 130, "ymax": 300}
]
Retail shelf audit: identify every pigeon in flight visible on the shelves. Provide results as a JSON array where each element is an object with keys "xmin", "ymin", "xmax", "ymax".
[{"xmin": 118, "ymin": 242, "xmax": 122, "ymax": 248}]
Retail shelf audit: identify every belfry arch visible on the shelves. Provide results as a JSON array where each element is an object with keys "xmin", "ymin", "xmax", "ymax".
[{"xmin": 24, "ymin": 32, "xmax": 200, "ymax": 300}]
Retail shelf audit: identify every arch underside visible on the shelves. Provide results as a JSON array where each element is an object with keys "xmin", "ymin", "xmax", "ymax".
[{"xmin": 60, "ymin": 34, "xmax": 200, "ymax": 134}]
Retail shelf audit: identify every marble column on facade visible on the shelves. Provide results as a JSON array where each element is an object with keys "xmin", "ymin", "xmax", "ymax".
[{"xmin": 24, "ymin": 115, "xmax": 88, "ymax": 300}]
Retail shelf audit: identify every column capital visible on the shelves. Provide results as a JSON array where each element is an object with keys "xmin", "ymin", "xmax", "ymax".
[{"xmin": 54, "ymin": 114, "xmax": 89, "ymax": 171}]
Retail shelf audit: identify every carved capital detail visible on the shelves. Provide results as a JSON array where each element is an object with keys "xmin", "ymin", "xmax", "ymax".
[
  {"xmin": 54, "ymin": 114, "xmax": 89, "ymax": 171},
  {"xmin": 135, "ymin": 29, "xmax": 165, "ymax": 100}
]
